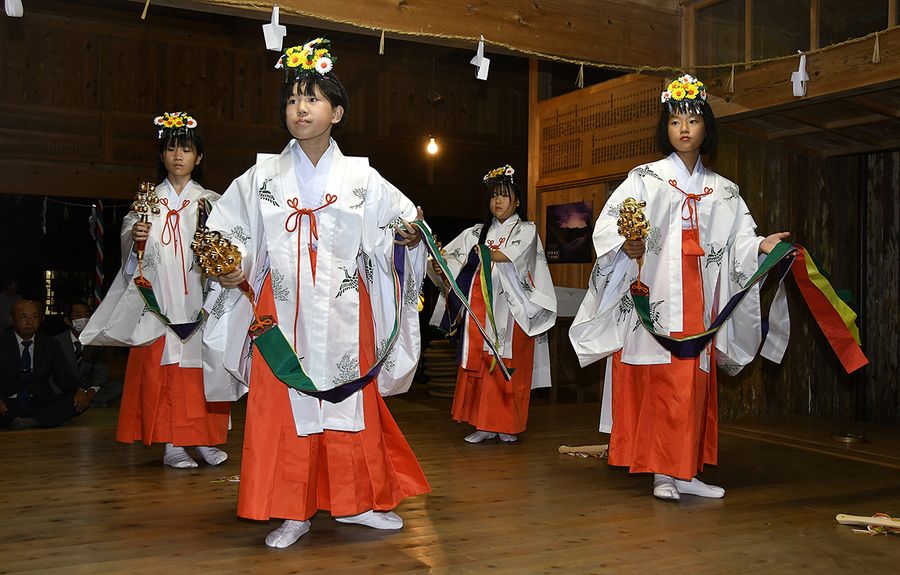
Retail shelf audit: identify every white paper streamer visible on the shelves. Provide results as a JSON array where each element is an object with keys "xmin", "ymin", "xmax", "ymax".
[
  {"xmin": 469, "ymin": 35, "xmax": 490, "ymax": 81},
  {"xmin": 262, "ymin": 5, "xmax": 287, "ymax": 51},
  {"xmin": 5, "ymin": 0, "xmax": 24, "ymax": 17},
  {"xmin": 791, "ymin": 51, "xmax": 809, "ymax": 97}
]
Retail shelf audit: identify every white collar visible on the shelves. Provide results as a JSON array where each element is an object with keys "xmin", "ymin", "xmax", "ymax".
[
  {"xmin": 290, "ymin": 138, "xmax": 336, "ymax": 173},
  {"xmin": 668, "ymin": 152, "xmax": 704, "ymax": 182},
  {"xmin": 492, "ymin": 213, "xmax": 521, "ymax": 229},
  {"xmin": 158, "ymin": 178, "xmax": 196, "ymax": 200}
]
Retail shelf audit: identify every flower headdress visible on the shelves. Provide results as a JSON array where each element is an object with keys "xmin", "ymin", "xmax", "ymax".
[
  {"xmin": 483, "ymin": 164, "xmax": 516, "ymax": 188},
  {"xmin": 660, "ymin": 74, "xmax": 707, "ymax": 115},
  {"xmin": 153, "ymin": 111, "xmax": 198, "ymax": 140},
  {"xmin": 275, "ymin": 37, "xmax": 336, "ymax": 84}
]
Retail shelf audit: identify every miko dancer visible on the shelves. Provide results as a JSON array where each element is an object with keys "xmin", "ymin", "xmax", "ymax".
[
  {"xmin": 81, "ymin": 112, "xmax": 229, "ymax": 469},
  {"xmin": 202, "ymin": 38, "xmax": 430, "ymax": 548},
  {"xmin": 570, "ymin": 75, "xmax": 789, "ymax": 500}
]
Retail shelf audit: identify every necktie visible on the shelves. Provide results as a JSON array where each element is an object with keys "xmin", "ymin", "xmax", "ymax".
[
  {"xmin": 19, "ymin": 340, "xmax": 33, "ymax": 406},
  {"xmin": 74, "ymin": 340, "xmax": 84, "ymax": 365},
  {"xmin": 20, "ymin": 340, "xmax": 32, "ymax": 376}
]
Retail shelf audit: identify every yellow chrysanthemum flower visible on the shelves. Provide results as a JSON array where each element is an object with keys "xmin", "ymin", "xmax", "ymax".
[
  {"xmin": 670, "ymin": 87, "xmax": 686, "ymax": 100},
  {"xmin": 286, "ymin": 53, "xmax": 303, "ymax": 68}
]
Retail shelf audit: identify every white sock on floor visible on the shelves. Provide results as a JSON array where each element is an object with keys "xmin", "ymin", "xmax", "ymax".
[
  {"xmin": 195, "ymin": 446, "xmax": 228, "ymax": 466},
  {"xmin": 163, "ymin": 443, "xmax": 198, "ymax": 469},
  {"xmin": 265, "ymin": 520, "xmax": 311, "ymax": 548},
  {"xmin": 674, "ymin": 477, "xmax": 725, "ymax": 498},
  {"xmin": 464, "ymin": 430, "xmax": 497, "ymax": 444},
  {"xmin": 652, "ymin": 474, "xmax": 680, "ymax": 500},
  {"xmin": 498, "ymin": 433, "xmax": 518, "ymax": 443},
  {"xmin": 335, "ymin": 510, "xmax": 403, "ymax": 530}
]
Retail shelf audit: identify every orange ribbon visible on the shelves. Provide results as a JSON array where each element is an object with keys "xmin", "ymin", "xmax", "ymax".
[
  {"xmin": 669, "ymin": 179, "xmax": 712, "ymax": 257},
  {"xmin": 283, "ymin": 193, "xmax": 338, "ymax": 349},
  {"xmin": 159, "ymin": 198, "xmax": 191, "ymax": 295}
]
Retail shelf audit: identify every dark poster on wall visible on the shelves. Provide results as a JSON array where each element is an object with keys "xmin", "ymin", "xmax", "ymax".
[{"xmin": 545, "ymin": 201, "xmax": 593, "ymax": 263}]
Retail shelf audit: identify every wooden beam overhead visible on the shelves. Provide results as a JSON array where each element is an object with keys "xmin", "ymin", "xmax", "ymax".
[
  {"xmin": 708, "ymin": 26, "xmax": 900, "ymax": 121},
  {"xmin": 133, "ymin": 0, "xmax": 682, "ymax": 69}
]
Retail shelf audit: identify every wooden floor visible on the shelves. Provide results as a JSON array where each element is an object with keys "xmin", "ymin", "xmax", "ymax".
[{"xmin": 2, "ymin": 387, "xmax": 898, "ymax": 575}]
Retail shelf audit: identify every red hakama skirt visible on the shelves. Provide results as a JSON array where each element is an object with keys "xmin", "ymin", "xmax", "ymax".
[
  {"xmin": 607, "ymin": 230, "xmax": 718, "ymax": 480},
  {"xmin": 237, "ymin": 275, "xmax": 430, "ymax": 521},
  {"xmin": 451, "ymin": 287, "xmax": 536, "ymax": 435},
  {"xmin": 117, "ymin": 336, "xmax": 230, "ymax": 446}
]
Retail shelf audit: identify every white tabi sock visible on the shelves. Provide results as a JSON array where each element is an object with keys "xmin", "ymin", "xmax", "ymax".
[
  {"xmin": 674, "ymin": 477, "xmax": 725, "ymax": 498},
  {"xmin": 335, "ymin": 510, "xmax": 404, "ymax": 530},
  {"xmin": 163, "ymin": 443, "xmax": 198, "ymax": 469},
  {"xmin": 265, "ymin": 520, "xmax": 311, "ymax": 548},
  {"xmin": 652, "ymin": 474, "xmax": 680, "ymax": 500},
  {"xmin": 464, "ymin": 430, "xmax": 497, "ymax": 444},
  {"xmin": 195, "ymin": 446, "xmax": 228, "ymax": 466},
  {"xmin": 498, "ymin": 433, "xmax": 519, "ymax": 443}
]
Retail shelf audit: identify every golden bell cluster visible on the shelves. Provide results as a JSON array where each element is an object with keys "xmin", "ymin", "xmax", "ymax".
[
  {"xmin": 131, "ymin": 182, "xmax": 161, "ymax": 219},
  {"xmin": 191, "ymin": 226, "xmax": 242, "ymax": 277},
  {"xmin": 617, "ymin": 197, "xmax": 650, "ymax": 241}
]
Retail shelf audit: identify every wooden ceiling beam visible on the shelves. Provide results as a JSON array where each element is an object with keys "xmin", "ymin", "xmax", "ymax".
[
  {"xmin": 708, "ymin": 26, "xmax": 900, "ymax": 121},
  {"xmin": 849, "ymin": 94, "xmax": 900, "ymax": 118},
  {"xmin": 779, "ymin": 109, "xmax": 889, "ymax": 131},
  {"xmin": 129, "ymin": 0, "xmax": 682, "ymax": 68}
]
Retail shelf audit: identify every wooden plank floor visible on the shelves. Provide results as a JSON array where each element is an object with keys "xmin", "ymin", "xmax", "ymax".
[{"xmin": 1, "ymin": 388, "xmax": 898, "ymax": 574}]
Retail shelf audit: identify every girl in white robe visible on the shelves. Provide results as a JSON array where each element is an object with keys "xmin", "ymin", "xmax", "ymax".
[
  {"xmin": 569, "ymin": 75, "xmax": 789, "ymax": 500},
  {"xmin": 428, "ymin": 165, "xmax": 556, "ymax": 443},
  {"xmin": 201, "ymin": 39, "xmax": 429, "ymax": 549},
  {"xmin": 80, "ymin": 112, "xmax": 230, "ymax": 469}
]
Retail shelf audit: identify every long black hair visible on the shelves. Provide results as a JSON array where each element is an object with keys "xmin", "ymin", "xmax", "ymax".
[{"xmin": 156, "ymin": 130, "xmax": 205, "ymax": 182}]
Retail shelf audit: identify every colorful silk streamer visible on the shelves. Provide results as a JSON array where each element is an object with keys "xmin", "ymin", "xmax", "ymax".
[
  {"xmin": 133, "ymin": 278, "xmax": 206, "ymax": 341},
  {"xmin": 247, "ymin": 237, "xmax": 406, "ymax": 403},
  {"xmin": 631, "ymin": 241, "xmax": 867, "ymax": 373},
  {"xmin": 418, "ymin": 220, "xmax": 513, "ymax": 381}
]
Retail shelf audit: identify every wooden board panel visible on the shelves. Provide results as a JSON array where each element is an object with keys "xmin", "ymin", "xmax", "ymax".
[{"xmin": 535, "ymin": 74, "xmax": 665, "ymax": 186}]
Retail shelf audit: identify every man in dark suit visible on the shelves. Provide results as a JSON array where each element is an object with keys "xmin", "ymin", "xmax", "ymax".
[
  {"xmin": 55, "ymin": 300, "xmax": 120, "ymax": 408},
  {"xmin": 0, "ymin": 299, "xmax": 92, "ymax": 430}
]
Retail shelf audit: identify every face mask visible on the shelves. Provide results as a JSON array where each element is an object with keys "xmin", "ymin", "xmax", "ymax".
[{"xmin": 71, "ymin": 318, "xmax": 89, "ymax": 332}]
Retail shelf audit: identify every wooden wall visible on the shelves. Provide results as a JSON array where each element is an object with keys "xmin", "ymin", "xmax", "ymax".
[
  {"xmin": 0, "ymin": 0, "xmax": 528, "ymax": 214},
  {"xmin": 0, "ymin": 0, "xmax": 529, "ymax": 301},
  {"xmin": 864, "ymin": 151, "xmax": 899, "ymax": 425}
]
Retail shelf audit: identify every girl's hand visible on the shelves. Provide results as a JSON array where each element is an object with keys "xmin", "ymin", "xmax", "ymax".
[
  {"xmin": 759, "ymin": 232, "xmax": 791, "ymax": 254},
  {"xmin": 622, "ymin": 239, "xmax": 646, "ymax": 260},
  {"xmin": 132, "ymin": 221, "xmax": 151, "ymax": 244},
  {"xmin": 218, "ymin": 268, "xmax": 246, "ymax": 289},
  {"xmin": 395, "ymin": 206, "xmax": 425, "ymax": 248}
]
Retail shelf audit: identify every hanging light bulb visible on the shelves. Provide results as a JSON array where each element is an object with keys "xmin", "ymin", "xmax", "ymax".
[{"xmin": 426, "ymin": 136, "xmax": 439, "ymax": 156}]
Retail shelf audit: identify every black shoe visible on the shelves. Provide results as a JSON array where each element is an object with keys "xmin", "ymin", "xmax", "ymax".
[{"xmin": 10, "ymin": 417, "xmax": 40, "ymax": 430}]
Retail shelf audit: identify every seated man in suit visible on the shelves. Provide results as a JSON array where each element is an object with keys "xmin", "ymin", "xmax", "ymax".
[
  {"xmin": 55, "ymin": 300, "xmax": 121, "ymax": 408},
  {"xmin": 0, "ymin": 299, "xmax": 92, "ymax": 430}
]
